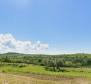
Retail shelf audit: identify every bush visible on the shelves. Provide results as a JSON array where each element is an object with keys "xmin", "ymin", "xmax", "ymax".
[
  {"xmin": 2, "ymin": 70, "xmax": 6, "ymax": 73},
  {"xmin": 18, "ymin": 64, "xmax": 27, "ymax": 68}
]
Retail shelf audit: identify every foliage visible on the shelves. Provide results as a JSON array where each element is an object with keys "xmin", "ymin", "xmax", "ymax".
[{"xmin": 0, "ymin": 53, "xmax": 91, "ymax": 71}]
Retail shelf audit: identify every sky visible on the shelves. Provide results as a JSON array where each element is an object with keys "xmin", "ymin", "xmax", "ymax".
[{"xmin": 0, "ymin": 0, "xmax": 91, "ymax": 54}]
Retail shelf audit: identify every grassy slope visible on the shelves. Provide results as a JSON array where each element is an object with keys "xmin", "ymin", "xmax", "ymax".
[{"xmin": 0, "ymin": 64, "xmax": 91, "ymax": 78}]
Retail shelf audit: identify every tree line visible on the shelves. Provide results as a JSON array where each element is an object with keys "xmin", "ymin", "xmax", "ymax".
[{"xmin": 0, "ymin": 53, "xmax": 91, "ymax": 71}]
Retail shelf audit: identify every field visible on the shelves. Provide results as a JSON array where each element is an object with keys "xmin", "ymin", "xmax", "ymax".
[
  {"xmin": 1, "ymin": 63, "xmax": 91, "ymax": 78},
  {"xmin": 0, "ymin": 63, "xmax": 91, "ymax": 84},
  {"xmin": 0, "ymin": 53, "xmax": 91, "ymax": 84},
  {"xmin": 0, "ymin": 73, "xmax": 91, "ymax": 84}
]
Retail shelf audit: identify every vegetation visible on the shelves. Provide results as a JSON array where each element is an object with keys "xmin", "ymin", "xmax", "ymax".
[
  {"xmin": 1, "ymin": 63, "xmax": 91, "ymax": 78},
  {"xmin": 1, "ymin": 73, "xmax": 91, "ymax": 84},
  {"xmin": 0, "ymin": 53, "xmax": 91, "ymax": 78},
  {"xmin": 0, "ymin": 53, "xmax": 91, "ymax": 71},
  {"xmin": 0, "ymin": 53, "xmax": 91, "ymax": 84}
]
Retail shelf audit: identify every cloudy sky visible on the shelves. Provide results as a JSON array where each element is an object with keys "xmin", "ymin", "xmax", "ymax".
[{"xmin": 0, "ymin": 0, "xmax": 91, "ymax": 54}]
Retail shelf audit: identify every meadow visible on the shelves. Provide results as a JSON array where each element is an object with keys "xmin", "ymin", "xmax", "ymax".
[
  {"xmin": 1, "ymin": 63, "xmax": 91, "ymax": 78},
  {"xmin": 0, "ymin": 63, "xmax": 91, "ymax": 84},
  {"xmin": 0, "ymin": 53, "xmax": 91, "ymax": 84}
]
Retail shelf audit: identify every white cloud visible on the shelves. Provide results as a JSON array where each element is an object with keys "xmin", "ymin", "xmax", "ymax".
[{"xmin": 0, "ymin": 33, "xmax": 48, "ymax": 54}]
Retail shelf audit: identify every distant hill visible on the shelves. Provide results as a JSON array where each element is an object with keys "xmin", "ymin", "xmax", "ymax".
[{"xmin": 0, "ymin": 52, "xmax": 91, "ymax": 57}]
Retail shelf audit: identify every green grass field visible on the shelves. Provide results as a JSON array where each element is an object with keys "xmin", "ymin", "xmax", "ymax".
[
  {"xmin": 0, "ymin": 63, "xmax": 91, "ymax": 78},
  {"xmin": 0, "ymin": 63, "xmax": 91, "ymax": 84}
]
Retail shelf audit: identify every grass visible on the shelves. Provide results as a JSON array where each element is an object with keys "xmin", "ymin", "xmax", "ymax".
[
  {"xmin": 0, "ymin": 63, "xmax": 91, "ymax": 78},
  {"xmin": 0, "ymin": 73, "xmax": 57, "ymax": 84},
  {"xmin": 0, "ymin": 72, "xmax": 91, "ymax": 84},
  {"xmin": 0, "ymin": 63, "xmax": 91, "ymax": 84}
]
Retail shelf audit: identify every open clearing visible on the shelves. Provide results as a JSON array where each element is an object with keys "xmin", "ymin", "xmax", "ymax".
[{"xmin": 0, "ymin": 73, "xmax": 91, "ymax": 84}]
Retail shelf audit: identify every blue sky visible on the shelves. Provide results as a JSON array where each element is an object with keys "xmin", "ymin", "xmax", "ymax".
[{"xmin": 0, "ymin": 0, "xmax": 91, "ymax": 54}]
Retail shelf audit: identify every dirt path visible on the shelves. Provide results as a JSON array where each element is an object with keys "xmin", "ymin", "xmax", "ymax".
[{"xmin": 0, "ymin": 73, "xmax": 90, "ymax": 84}]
